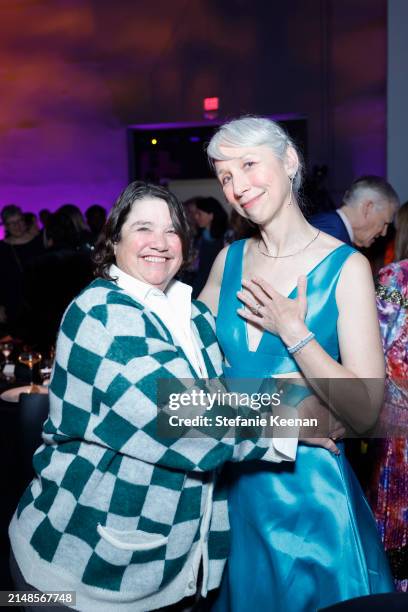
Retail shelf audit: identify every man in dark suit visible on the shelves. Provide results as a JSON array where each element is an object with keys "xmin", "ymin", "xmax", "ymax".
[{"xmin": 310, "ymin": 175, "xmax": 399, "ymax": 246}]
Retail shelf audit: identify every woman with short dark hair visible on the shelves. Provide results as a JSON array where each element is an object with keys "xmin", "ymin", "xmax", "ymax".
[
  {"xmin": 93, "ymin": 181, "xmax": 192, "ymax": 279},
  {"xmin": 9, "ymin": 181, "xmax": 287, "ymax": 611}
]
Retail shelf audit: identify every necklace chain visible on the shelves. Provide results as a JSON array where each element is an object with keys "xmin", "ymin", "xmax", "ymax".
[{"xmin": 257, "ymin": 230, "xmax": 321, "ymax": 259}]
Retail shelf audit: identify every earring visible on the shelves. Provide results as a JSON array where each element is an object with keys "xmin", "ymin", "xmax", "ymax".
[{"xmin": 288, "ymin": 174, "xmax": 294, "ymax": 206}]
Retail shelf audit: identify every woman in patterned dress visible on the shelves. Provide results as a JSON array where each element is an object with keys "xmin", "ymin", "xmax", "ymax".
[{"xmin": 368, "ymin": 201, "xmax": 408, "ymax": 591}]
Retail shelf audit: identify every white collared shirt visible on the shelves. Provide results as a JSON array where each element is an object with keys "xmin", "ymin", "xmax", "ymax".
[
  {"xmin": 336, "ymin": 208, "xmax": 354, "ymax": 243},
  {"xmin": 109, "ymin": 265, "xmax": 207, "ymax": 378}
]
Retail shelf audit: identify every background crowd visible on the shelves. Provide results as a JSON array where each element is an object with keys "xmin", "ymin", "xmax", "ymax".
[{"xmin": 0, "ymin": 203, "xmax": 106, "ymax": 352}]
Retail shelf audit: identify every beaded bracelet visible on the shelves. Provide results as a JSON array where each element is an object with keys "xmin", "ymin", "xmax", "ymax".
[{"xmin": 287, "ymin": 331, "xmax": 315, "ymax": 355}]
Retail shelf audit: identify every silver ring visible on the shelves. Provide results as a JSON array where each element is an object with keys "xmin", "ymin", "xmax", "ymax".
[{"xmin": 253, "ymin": 303, "xmax": 262, "ymax": 317}]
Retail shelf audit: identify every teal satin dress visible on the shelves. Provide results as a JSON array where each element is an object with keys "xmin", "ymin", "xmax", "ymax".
[{"xmin": 213, "ymin": 240, "xmax": 394, "ymax": 611}]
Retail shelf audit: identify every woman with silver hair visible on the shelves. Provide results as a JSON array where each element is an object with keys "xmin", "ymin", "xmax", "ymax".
[{"xmin": 200, "ymin": 116, "xmax": 394, "ymax": 610}]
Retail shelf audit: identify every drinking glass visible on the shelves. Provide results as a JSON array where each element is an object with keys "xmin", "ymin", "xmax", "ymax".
[
  {"xmin": 0, "ymin": 341, "xmax": 15, "ymax": 381},
  {"xmin": 39, "ymin": 356, "xmax": 54, "ymax": 386},
  {"xmin": 18, "ymin": 351, "xmax": 42, "ymax": 393}
]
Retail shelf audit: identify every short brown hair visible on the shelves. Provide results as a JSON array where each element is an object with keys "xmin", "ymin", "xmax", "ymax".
[
  {"xmin": 93, "ymin": 182, "xmax": 191, "ymax": 280},
  {"xmin": 395, "ymin": 201, "xmax": 408, "ymax": 261}
]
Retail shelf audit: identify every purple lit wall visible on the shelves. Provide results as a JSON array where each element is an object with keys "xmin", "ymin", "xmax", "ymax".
[
  {"xmin": 0, "ymin": 1, "xmax": 129, "ymax": 215},
  {"xmin": 329, "ymin": 0, "xmax": 387, "ymax": 199},
  {"xmin": 0, "ymin": 0, "xmax": 387, "ymax": 224}
]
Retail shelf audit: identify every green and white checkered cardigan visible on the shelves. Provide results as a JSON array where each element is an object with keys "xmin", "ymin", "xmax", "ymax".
[{"xmin": 10, "ymin": 279, "xmax": 277, "ymax": 611}]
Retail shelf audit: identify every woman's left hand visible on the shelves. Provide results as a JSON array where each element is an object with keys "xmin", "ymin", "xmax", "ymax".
[{"xmin": 237, "ymin": 275, "xmax": 309, "ymax": 345}]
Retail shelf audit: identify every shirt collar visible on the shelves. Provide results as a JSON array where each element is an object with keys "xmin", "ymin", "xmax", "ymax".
[
  {"xmin": 109, "ymin": 264, "xmax": 192, "ymax": 313},
  {"xmin": 336, "ymin": 208, "xmax": 354, "ymax": 242}
]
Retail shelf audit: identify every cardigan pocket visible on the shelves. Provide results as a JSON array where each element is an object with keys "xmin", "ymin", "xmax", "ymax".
[{"xmin": 97, "ymin": 524, "xmax": 168, "ymax": 551}]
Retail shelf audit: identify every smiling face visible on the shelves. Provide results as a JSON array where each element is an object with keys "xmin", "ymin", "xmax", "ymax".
[
  {"xmin": 214, "ymin": 144, "xmax": 296, "ymax": 224},
  {"xmin": 114, "ymin": 197, "xmax": 183, "ymax": 291}
]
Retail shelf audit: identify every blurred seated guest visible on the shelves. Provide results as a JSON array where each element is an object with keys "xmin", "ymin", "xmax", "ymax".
[
  {"xmin": 182, "ymin": 197, "xmax": 199, "ymax": 237},
  {"xmin": 192, "ymin": 196, "xmax": 228, "ymax": 297},
  {"xmin": 0, "ymin": 205, "xmax": 45, "ymax": 336},
  {"xmin": 85, "ymin": 204, "xmax": 107, "ymax": 245},
  {"xmin": 18, "ymin": 209, "xmax": 94, "ymax": 352},
  {"xmin": 9, "ymin": 181, "xmax": 286, "ymax": 611},
  {"xmin": 310, "ymin": 176, "xmax": 399, "ymax": 247},
  {"xmin": 24, "ymin": 212, "xmax": 40, "ymax": 240},
  {"xmin": 1, "ymin": 204, "xmax": 31, "ymax": 245},
  {"xmin": 177, "ymin": 197, "xmax": 200, "ymax": 287},
  {"xmin": 224, "ymin": 209, "xmax": 257, "ymax": 245},
  {"xmin": 367, "ymin": 202, "xmax": 408, "ymax": 592},
  {"xmin": 58, "ymin": 203, "xmax": 93, "ymax": 249}
]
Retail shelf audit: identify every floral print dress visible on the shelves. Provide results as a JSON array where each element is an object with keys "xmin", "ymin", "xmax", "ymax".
[{"xmin": 367, "ymin": 260, "xmax": 408, "ymax": 592}]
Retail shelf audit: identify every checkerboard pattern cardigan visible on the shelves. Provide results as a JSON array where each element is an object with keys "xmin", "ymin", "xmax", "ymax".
[{"xmin": 10, "ymin": 279, "xmax": 277, "ymax": 611}]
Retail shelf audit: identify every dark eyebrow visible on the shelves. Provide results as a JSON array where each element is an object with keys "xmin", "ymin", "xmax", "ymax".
[{"xmin": 129, "ymin": 220, "xmax": 176, "ymax": 231}]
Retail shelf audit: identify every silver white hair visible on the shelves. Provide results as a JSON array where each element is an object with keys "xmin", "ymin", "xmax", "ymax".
[
  {"xmin": 207, "ymin": 116, "xmax": 304, "ymax": 193},
  {"xmin": 343, "ymin": 176, "xmax": 400, "ymax": 211}
]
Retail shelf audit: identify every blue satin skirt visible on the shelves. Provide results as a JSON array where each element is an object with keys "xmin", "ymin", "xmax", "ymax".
[{"xmin": 213, "ymin": 444, "xmax": 394, "ymax": 611}]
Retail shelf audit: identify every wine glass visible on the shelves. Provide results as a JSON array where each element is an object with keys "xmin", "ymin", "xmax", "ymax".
[
  {"xmin": 39, "ymin": 355, "xmax": 54, "ymax": 386},
  {"xmin": 18, "ymin": 351, "xmax": 42, "ymax": 393},
  {"xmin": 0, "ymin": 341, "xmax": 15, "ymax": 381}
]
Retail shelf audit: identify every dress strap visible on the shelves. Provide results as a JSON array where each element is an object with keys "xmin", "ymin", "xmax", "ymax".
[{"xmin": 219, "ymin": 239, "xmax": 246, "ymax": 314}]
